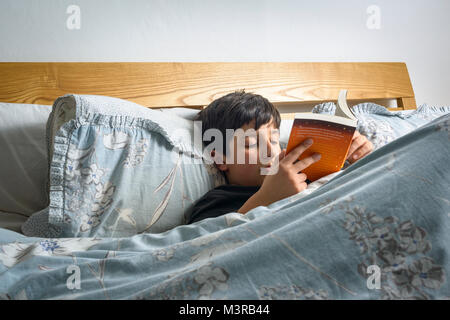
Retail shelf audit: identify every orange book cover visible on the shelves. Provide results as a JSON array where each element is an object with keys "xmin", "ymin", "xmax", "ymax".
[{"xmin": 285, "ymin": 90, "xmax": 357, "ymax": 182}]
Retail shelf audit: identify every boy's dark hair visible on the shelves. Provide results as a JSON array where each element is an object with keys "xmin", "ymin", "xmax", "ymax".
[{"xmin": 194, "ymin": 89, "xmax": 281, "ymax": 157}]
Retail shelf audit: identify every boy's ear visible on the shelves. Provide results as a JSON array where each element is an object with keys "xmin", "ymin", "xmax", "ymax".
[{"xmin": 210, "ymin": 149, "xmax": 228, "ymax": 172}]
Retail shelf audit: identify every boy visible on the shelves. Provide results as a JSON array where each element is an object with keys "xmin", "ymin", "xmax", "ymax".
[{"xmin": 188, "ymin": 90, "xmax": 373, "ymax": 223}]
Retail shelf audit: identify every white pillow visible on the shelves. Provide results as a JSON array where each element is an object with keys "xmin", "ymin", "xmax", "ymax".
[
  {"xmin": 0, "ymin": 210, "xmax": 28, "ymax": 233},
  {"xmin": 0, "ymin": 103, "xmax": 51, "ymax": 216},
  {"xmin": 157, "ymin": 107, "xmax": 201, "ymax": 121}
]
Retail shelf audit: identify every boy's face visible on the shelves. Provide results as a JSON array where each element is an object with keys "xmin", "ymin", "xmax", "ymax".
[{"xmin": 215, "ymin": 118, "xmax": 281, "ymax": 186}]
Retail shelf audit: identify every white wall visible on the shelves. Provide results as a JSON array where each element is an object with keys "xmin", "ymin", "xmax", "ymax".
[{"xmin": 1, "ymin": 0, "xmax": 449, "ymax": 106}]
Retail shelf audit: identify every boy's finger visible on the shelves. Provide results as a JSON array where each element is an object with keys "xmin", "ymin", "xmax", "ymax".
[
  {"xmin": 284, "ymin": 139, "xmax": 313, "ymax": 164},
  {"xmin": 278, "ymin": 149, "xmax": 287, "ymax": 161},
  {"xmin": 293, "ymin": 153, "xmax": 321, "ymax": 172},
  {"xmin": 349, "ymin": 142, "xmax": 372, "ymax": 161},
  {"xmin": 346, "ymin": 135, "xmax": 366, "ymax": 160}
]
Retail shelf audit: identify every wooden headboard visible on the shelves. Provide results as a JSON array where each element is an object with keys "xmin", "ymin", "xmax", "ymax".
[{"xmin": 0, "ymin": 62, "xmax": 416, "ymax": 115}]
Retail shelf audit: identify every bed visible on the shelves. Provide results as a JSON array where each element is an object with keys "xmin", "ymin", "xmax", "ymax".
[{"xmin": 0, "ymin": 62, "xmax": 449, "ymax": 300}]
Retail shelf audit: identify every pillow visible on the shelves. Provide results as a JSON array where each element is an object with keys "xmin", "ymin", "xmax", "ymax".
[
  {"xmin": 0, "ymin": 210, "xmax": 28, "ymax": 233},
  {"xmin": 157, "ymin": 107, "xmax": 201, "ymax": 121},
  {"xmin": 0, "ymin": 102, "xmax": 51, "ymax": 216},
  {"xmin": 311, "ymin": 102, "xmax": 450, "ymax": 150},
  {"xmin": 23, "ymin": 94, "xmax": 226, "ymax": 238}
]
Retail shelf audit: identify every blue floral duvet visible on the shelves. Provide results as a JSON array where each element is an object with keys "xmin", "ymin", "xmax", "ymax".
[{"xmin": 0, "ymin": 114, "xmax": 449, "ymax": 300}]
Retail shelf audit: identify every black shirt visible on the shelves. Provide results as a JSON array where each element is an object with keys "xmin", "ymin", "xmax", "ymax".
[
  {"xmin": 188, "ymin": 177, "xmax": 312, "ymax": 224},
  {"xmin": 188, "ymin": 184, "xmax": 260, "ymax": 224}
]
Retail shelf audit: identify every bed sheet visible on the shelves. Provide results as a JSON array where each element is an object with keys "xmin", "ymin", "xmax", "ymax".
[{"xmin": 0, "ymin": 113, "xmax": 449, "ymax": 300}]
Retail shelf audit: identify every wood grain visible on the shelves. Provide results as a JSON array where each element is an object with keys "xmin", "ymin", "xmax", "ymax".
[
  {"xmin": 0, "ymin": 62, "xmax": 416, "ymax": 109},
  {"xmin": 397, "ymin": 97, "xmax": 417, "ymax": 110}
]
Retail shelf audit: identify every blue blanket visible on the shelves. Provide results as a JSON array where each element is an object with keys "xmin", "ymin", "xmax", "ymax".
[{"xmin": 1, "ymin": 114, "xmax": 449, "ymax": 300}]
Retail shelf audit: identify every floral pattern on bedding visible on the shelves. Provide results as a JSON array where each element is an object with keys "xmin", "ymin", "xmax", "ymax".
[
  {"xmin": 0, "ymin": 238, "xmax": 101, "ymax": 268},
  {"xmin": 312, "ymin": 102, "xmax": 450, "ymax": 150},
  {"xmin": 258, "ymin": 285, "xmax": 329, "ymax": 300},
  {"xmin": 340, "ymin": 204, "xmax": 445, "ymax": 299}
]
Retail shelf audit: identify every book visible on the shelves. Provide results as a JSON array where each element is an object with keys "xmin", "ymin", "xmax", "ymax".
[{"xmin": 285, "ymin": 90, "xmax": 357, "ymax": 182}]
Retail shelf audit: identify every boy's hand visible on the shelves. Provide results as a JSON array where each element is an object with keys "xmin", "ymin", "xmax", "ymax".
[
  {"xmin": 238, "ymin": 138, "xmax": 321, "ymax": 214},
  {"xmin": 346, "ymin": 130, "xmax": 373, "ymax": 164}
]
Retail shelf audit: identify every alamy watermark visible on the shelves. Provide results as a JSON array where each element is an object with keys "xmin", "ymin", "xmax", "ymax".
[
  {"xmin": 366, "ymin": 5, "xmax": 381, "ymax": 30},
  {"xmin": 366, "ymin": 264, "xmax": 381, "ymax": 290},
  {"xmin": 66, "ymin": 5, "xmax": 81, "ymax": 30},
  {"xmin": 65, "ymin": 5, "xmax": 380, "ymax": 31},
  {"xmin": 66, "ymin": 264, "xmax": 81, "ymax": 290}
]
